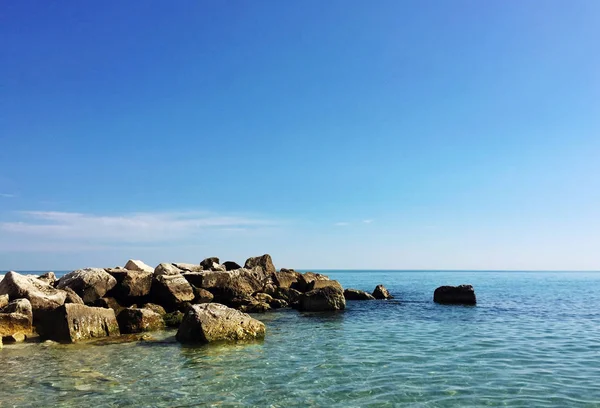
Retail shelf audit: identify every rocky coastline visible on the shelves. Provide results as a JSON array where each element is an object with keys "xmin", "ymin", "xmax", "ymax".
[{"xmin": 0, "ymin": 255, "xmax": 476, "ymax": 348}]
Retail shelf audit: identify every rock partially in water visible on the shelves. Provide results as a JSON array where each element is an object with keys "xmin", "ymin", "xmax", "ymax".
[
  {"xmin": 433, "ymin": 285, "xmax": 476, "ymax": 305},
  {"xmin": 124, "ymin": 259, "xmax": 154, "ymax": 273},
  {"xmin": 57, "ymin": 268, "xmax": 117, "ymax": 304},
  {"xmin": 37, "ymin": 303, "xmax": 120, "ymax": 343},
  {"xmin": 372, "ymin": 285, "xmax": 393, "ymax": 300},
  {"xmin": 0, "ymin": 298, "xmax": 33, "ymax": 341},
  {"xmin": 117, "ymin": 308, "xmax": 165, "ymax": 334},
  {"xmin": 344, "ymin": 289, "xmax": 376, "ymax": 300},
  {"xmin": 150, "ymin": 274, "xmax": 195, "ymax": 311},
  {"xmin": 0, "ymin": 271, "xmax": 67, "ymax": 314},
  {"xmin": 298, "ymin": 286, "xmax": 346, "ymax": 312},
  {"xmin": 176, "ymin": 303, "xmax": 266, "ymax": 344}
]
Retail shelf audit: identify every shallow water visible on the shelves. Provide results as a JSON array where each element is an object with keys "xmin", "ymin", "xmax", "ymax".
[{"xmin": 1, "ymin": 271, "xmax": 600, "ymax": 407}]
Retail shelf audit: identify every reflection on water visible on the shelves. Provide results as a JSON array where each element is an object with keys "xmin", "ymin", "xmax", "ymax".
[{"xmin": 1, "ymin": 271, "xmax": 600, "ymax": 407}]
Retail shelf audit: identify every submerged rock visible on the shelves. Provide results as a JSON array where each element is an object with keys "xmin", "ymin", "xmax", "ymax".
[
  {"xmin": 344, "ymin": 289, "xmax": 376, "ymax": 300},
  {"xmin": 372, "ymin": 285, "xmax": 393, "ymax": 300},
  {"xmin": 176, "ymin": 303, "xmax": 266, "ymax": 344},
  {"xmin": 37, "ymin": 303, "xmax": 120, "ymax": 343},
  {"xmin": 57, "ymin": 268, "xmax": 117, "ymax": 304},
  {"xmin": 433, "ymin": 285, "xmax": 476, "ymax": 305},
  {"xmin": 117, "ymin": 308, "xmax": 165, "ymax": 334},
  {"xmin": 124, "ymin": 259, "xmax": 154, "ymax": 273},
  {"xmin": 298, "ymin": 286, "xmax": 346, "ymax": 312}
]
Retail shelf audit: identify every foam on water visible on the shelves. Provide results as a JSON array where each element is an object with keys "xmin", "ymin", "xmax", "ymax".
[{"xmin": 1, "ymin": 270, "xmax": 599, "ymax": 407}]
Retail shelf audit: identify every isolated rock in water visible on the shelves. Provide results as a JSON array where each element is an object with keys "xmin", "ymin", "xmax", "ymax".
[
  {"xmin": 0, "ymin": 298, "xmax": 33, "ymax": 341},
  {"xmin": 200, "ymin": 257, "xmax": 225, "ymax": 272},
  {"xmin": 140, "ymin": 303, "xmax": 166, "ymax": 316},
  {"xmin": 192, "ymin": 287, "xmax": 214, "ymax": 304},
  {"xmin": 57, "ymin": 268, "xmax": 117, "ymax": 304},
  {"xmin": 0, "ymin": 294, "xmax": 8, "ymax": 309},
  {"xmin": 298, "ymin": 286, "xmax": 346, "ymax": 312},
  {"xmin": 307, "ymin": 279, "xmax": 344, "ymax": 292},
  {"xmin": 176, "ymin": 303, "xmax": 266, "ymax": 344},
  {"xmin": 106, "ymin": 268, "xmax": 153, "ymax": 302},
  {"xmin": 244, "ymin": 254, "xmax": 276, "ymax": 276},
  {"xmin": 372, "ymin": 285, "xmax": 393, "ymax": 300},
  {"xmin": 117, "ymin": 308, "xmax": 165, "ymax": 334},
  {"xmin": 92, "ymin": 297, "xmax": 124, "ymax": 315},
  {"xmin": 222, "ymin": 261, "xmax": 242, "ymax": 271},
  {"xmin": 36, "ymin": 303, "xmax": 120, "ymax": 343},
  {"xmin": 433, "ymin": 285, "xmax": 476, "ymax": 305},
  {"xmin": 124, "ymin": 259, "xmax": 154, "ymax": 273},
  {"xmin": 0, "ymin": 271, "xmax": 67, "ymax": 314},
  {"xmin": 344, "ymin": 289, "xmax": 376, "ymax": 301},
  {"xmin": 172, "ymin": 263, "xmax": 204, "ymax": 272},
  {"xmin": 154, "ymin": 263, "xmax": 183, "ymax": 277},
  {"xmin": 38, "ymin": 272, "xmax": 57, "ymax": 286},
  {"xmin": 150, "ymin": 275, "xmax": 195, "ymax": 311}
]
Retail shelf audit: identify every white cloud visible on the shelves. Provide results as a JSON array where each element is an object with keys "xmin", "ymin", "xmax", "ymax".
[
  {"xmin": 362, "ymin": 219, "xmax": 373, "ymax": 224},
  {"xmin": 0, "ymin": 193, "xmax": 15, "ymax": 198},
  {"xmin": 0, "ymin": 210, "xmax": 280, "ymax": 249},
  {"xmin": 334, "ymin": 222, "xmax": 349, "ymax": 227}
]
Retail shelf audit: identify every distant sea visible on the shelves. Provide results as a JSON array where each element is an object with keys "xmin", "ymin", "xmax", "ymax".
[{"xmin": 1, "ymin": 270, "xmax": 599, "ymax": 407}]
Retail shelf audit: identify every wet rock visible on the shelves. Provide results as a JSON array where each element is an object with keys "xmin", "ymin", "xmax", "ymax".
[
  {"xmin": 106, "ymin": 268, "xmax": 153, "ymax": 302},
  {"xmin": 344, "ymin": 289, "xmax": 376, "ymax": 300},
  {"xmin": 150, "ymin": 275, "xmax": 195, "ymax": 311},
  {"xmin": 306, "ymin": 279, "xmax": 343, "ymax": 292},
  {"xmin": 372, "ymin": 285, "xmax": 393, "ymax": 300},
  {"xmin": 172, "ymin": 263, "xmax": 203, "ymax": 272},
  {"xmin": 0, "ymin": 298, "xmax": 33, "ymax": 341},
  {"xmin": 140, "ymin": 303, "xmax": 166, "ymax": 316},
  {"xmin": 222, "ymin": 261, "xmax": 242, "ymax": 271},
  {"xmin": 200, "ymin": 257, "xmax": 226, "ymax": 272},
  {"xmin": 0, "ymin": 271, "xmax": 67, "ymax": 314},
  {"xmin": 154, "ymin": 263, "xmax": 183, "ymax": 277},
  {"xmin": 176, "ymin": 303, "xmax": 266, "ymax": 344},
  {"xmin": 92, "ymin": 297, "xmax": 124, "ymax": 315},
  {"xmin": 37, "ymin": 272, "xmax": 57, "ymax": 286},
  {"xmin": 298, "ymin": 286, "xmax": 346, "ymax": 312},
  {"xmin": 57, "ymin": 268, "xmax": 117, "ymax": 304},
  {"xmin": 117, "ymin": 308, "xmax": 165, "ymax": 334},
  {"xmin": 433, "ymin": 285, "xmax": 476, "ymax": 305},
  {"xmin": 36, "ymin": 303, "xmax": 120, "ymax": 343},
  {"xmin": 244, "ymin": 254, "xmax": 276, "ymax": 276},
  {"xmin": 124, "ymin": 259, "xmax": 154, "ymax": 273}
]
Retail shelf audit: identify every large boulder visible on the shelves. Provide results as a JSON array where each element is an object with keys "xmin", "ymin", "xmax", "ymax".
[
  {"xmin": 184, "ymin": 269, "xmax": 269, "ymax": 305},
  {"xmin": 298, "ymin": 286, "xmax": 346, "ymax": 312},
  {"xmin": 106, "ymin": 268, "xmax": 153, "ymax": 303},
  {"xmin": 434, "ymin": 285, "xmax": 476, "ymax": 305},
  {"xmin": 0, "ymin": 298, "xmax": 33, "ymax": 341},
  {"xmin": 344, "ymin": 289, "xmax": 375, "ymax": 300},
  {"xmin": 140, "ymin": 303, "xmax": 166, "ymax": 316},
  {"xmin": 192, "ymin": 287, "xmax": 214, "ymax": 304},
  {"xmin": 222, "ymin": 261, "xmax": 242, "ymax": 271},
  {"xmin": 154, "ymin": 263, "xmax": 183, "ymax": 277},
  {"xmin": 176, "ymin": 303, "xmax": 266, "ymax": 344},
  {"xmin": 271, "ymin": 287, "xmax": 302, "ymax": 305},
  {"xmin": 200, "ymin": 257, "xmax": 226, "ymax": 272},
  {"xmin": 306, "ymin": 279, "xmax": 343, "ymax": 292},
  {"xmin": 372, "ymin": 285, "xmax": 393, "ymax": 300},
  {"xmin": 150, "ymin": 275, "xmax": 195, "ymax": 311},
  {"xmin": 244, "ymin": 254, "xmax": 276, "ymax": 276},
  {"xmin": 38, "ymin": 272, "xmax": 57, "ymax": 286},
  {"xmin": 37, "ymin": 303, "xmax": 120, "ymax": 343},
  {"xmin": 254, "ymin": 292, "xmax": 287, "ymax": 309},
  {"xmin": 124, "ymin": 259, "xmax": 154, "ymax": 273},
  {"xmin": 92, "ymin": 297, "xmax": 124, "ymax": 315},
  {"xmin": 57, "ymin": 268, "xmax": 117, "ymax": 304},
  {"xmin": 0, "ymin": 271, "xmax": 67, "ymax": 313},
  {"xmin": 273, "ymin": 269, "xmax": 306, "ymax": 290},
  {"xmin": 117, "ymin": 308, "xmax": 165, "ymax": 334},
  {"xmin": 172, "ymin": 263, "xmax": 204, "ymax": 272}
]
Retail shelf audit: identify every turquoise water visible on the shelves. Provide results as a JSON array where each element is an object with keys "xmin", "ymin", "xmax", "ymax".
[{"xmin": 1, "ymin": 270, "xmax": 600, "ymax": 407}]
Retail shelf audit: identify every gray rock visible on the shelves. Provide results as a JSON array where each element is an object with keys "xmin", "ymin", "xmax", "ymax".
[
  {"xmin": 124, "ymin": 259, "xmax": 154, "ymax": 273},
  {"xmin": 298, "ymin": 286, "xmax": 346, "ymax": 312},
  {"xmin": 172, "ymin": 263, "xmax": 203, "ymax": 272},
  {"xmin": 372, "ymin": 285, "xmax": 393, "ymax": 300},
  {"xmin": 192, "ymin": 287, "xmax": 214, "ymax": 304},
  {"xmin": 63, "ymin": 287, "xmax": 85, "ymax": 304},
  {"xmin": 176, "ymin": 303, "xmax": 266, "ymax": 344},
  {"xmin": 271, "ymin": 287, "xmax": 302, "ymax": 305},
  {"xmin": 344, "ymin": 289, "xmax": 376, "ymax": 300},
  {"xmin": 254, "ymin": 292, "xmax": 288, "ymax": 309},
  {"xmin": 244, "ymin": 254, "xmax": 276, "ymax": 276},
  {"xmin": 57, "ymin": 268, "xmax": 117, "ymax": 304},
  {"xmin": 106, "ymin": 268, "xmax": 153, "ymax": 301},
  {"xmin": 0, "ymin": 271, "xmax": 67, "ymax": 314},
  {"xmin": 92, "ymin": 297, "xmax": 124, "ymax": 315},
  {"xmin": 36, "ymin": 303, "xmax": 120, "ymax": 343},
  {"xmin": 117, "ymin": 308, "xmax": 165, "ymax": 334},
  {"xmin": 37, "ymin": 272, "xmax": 57, "ymax": 286},
  {"xmin": 200, "ymin": 257, "xmax": 225, "ymax": 272},
  {"xmin": 433, "ymin": 285, "xmax": 476, "ymax": 305},
  {"xmin": 306, "ymin": 279, "xmax": 344, "ymax": 292},
  {"xmin": 273, "ymin": 269, "xmax": 306, "ymax": 291},
  {"xmin": 150, "ymin": 274, "xmax": 195, "ymax": 311},
  {"xmin": 153, "ymin": 263, "xmax": 183, "ymax": 277},
  {"xmin": 184, "ymin": 268, "xmax": 269, "ymax": 305}
]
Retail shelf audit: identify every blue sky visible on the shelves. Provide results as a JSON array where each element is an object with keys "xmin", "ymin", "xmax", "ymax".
[{"xmin": 1, "ymin": 1, "xmax": 599, "ymax": 270}]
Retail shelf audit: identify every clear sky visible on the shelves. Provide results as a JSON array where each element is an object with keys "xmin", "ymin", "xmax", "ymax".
[{"xmin": 1, "ymin": 1, "xmax": 599, "ymax": 271}]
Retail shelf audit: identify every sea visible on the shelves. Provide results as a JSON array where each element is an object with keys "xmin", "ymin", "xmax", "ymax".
[{"xmin": 1, "ymin": 270, "xmax": 599, "ymax": 407}]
